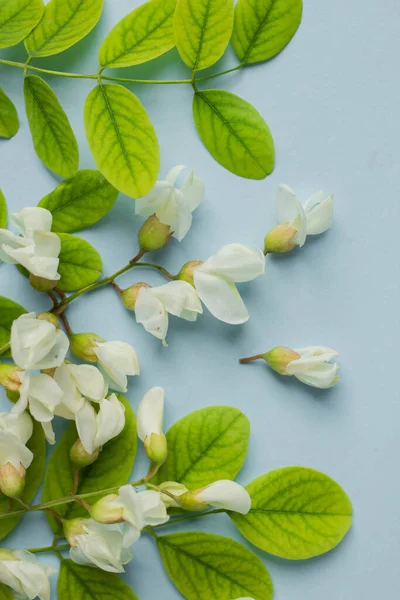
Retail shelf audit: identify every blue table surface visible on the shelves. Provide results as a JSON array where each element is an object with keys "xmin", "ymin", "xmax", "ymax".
[{"xmin": 0, "ymin": 0, "xmax": 399, "ymax": 598}]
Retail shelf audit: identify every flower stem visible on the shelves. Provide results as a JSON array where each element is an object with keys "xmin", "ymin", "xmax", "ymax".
[
  {"xmin": 239, "ymin": 354, "xmax": 265, "ymax": 364},
  {"xmin": 27, "ymin": 543, "xmax": 70, "ymax": 555}
]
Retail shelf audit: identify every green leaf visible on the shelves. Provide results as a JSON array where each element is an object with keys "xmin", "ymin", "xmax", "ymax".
[
  {"xmin": 38, "ymin": 170, "xmax": 119, "ymax": 233},
  {"xmin": 0, "ymin": 584, "xmax": 13, "ymax": 599},
  {"xmin": 0, "ymin": 87, "xmax": 19, "ymax": 139},
  {"xmin": 58, "ymin": 560, "xmax": 139, "ymax": 600},
  {"xmin": 99, "ymin": 0, "xmax": 177, "ymax": 69},
  {"xmin": 57, "ymin": 233, "xmax": 102, "ymax": 292},
  {"xmin": 193, "ymin": 89, "xmax": 274, "ymax": 179},
  {"xmin": 231, "ymin": 467, "xmax": 353, "ymax": 560},
  {"xmin": 233, "ymin": 0, "xmax": 303, "ymax": 65},
  {"xmin": 0, "ymin": 297, "xmax": 26, "ymax": 356},
  {"xmin": 0, "ymin": 0, "xmax": 44, "ymax": 49},
  {"xmin": 174, "ymin": 0, "xmax": 234, "ymax": 71},
  {"xmin": 158, "ymin": 532, "xmax": 273, "ymax": 600},
  {"xmin": 0, "ymin": 422, "xmax": 46, "ymax": 540},
  {"xmin": 25, "ymin": 0, "xmax": 103, "ymax": 58},
  {"xmin": 0, "ymin": 190, "xmax": 7, "ymax": 228},
  {"xmin": 24, "ymin": 76, "xmax": 79, "ymax": 178},
  {"xmin": 152, "ymin": 406, "xmax": 249, "ymax": 489},
  {"xmin": 84, "ymin": 84, "xmax": 159, "ymax": 198},
  {"xmin": 43, "ymin": 395, "xmax": 136, "ymax": 532}
]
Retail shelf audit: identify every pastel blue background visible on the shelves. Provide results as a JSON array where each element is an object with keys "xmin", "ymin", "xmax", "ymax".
[{"xmin": 1, "ymin": 0, "xmax": 399, "ymax": 598}]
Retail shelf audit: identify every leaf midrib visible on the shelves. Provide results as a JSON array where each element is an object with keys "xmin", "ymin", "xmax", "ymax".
[
  {"xmin": 245, "ymin": 508, "xmax": 352, "ymax": 517},
  {"xmin": 63, "ymin": 561, "xmax": 98, "ymax": 599},
  {"xmin": 0, "ymin": 0, "xmax": 32, "ymax": 32},
  {"xmin": 48, "ymin": 179, "xmax": 110, "ymax": 215},
  {"xmin": 29, "ymin": 0, "xmax": 86, "ymax": 55},
  {"xmin": 193, "ymin": 0, "xmax": 212, "ymax": 71},
  {"xmin": 241, "ymin": 0, "xmax": 278, "ymax": 63}
]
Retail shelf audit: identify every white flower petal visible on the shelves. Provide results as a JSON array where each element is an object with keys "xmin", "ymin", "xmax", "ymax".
[
  {"xmin": 0, "ymin": 431, "xmax": 33, "ymax": 469},
  {"xmin": 135, "ymin": 287, "xmax": 169, "ymax": 342},
  {"xmin": 198, "ymin": 244, "xmax": 265, "ymax": 282},
  {"xmin": 94, "ymin": 395, "xmax": 126, "ymax": 450},
  {"xmin": 76, "ymin": 401, "xmax": 97, "ymax": 455},
  {"xmin": 275, "ymin": 184, "xmax": 307, "ymax": 247},
  {"xmin": 71, "ymin": 520, "xmax": 132, "ymax": 573},
  {"xmin": 165, "ymin": 165, "xmax": 186, "ymax": 185},
  {"xmin": 294, "ymin": 363, "xmax": 340, "ymax": 389},
  {"xmin": 135, "ymin": 182, "xmax": 174, "ymax": 218},
  {"xmin": 41, "ymin": 421, "xmax": 56, "ymax": 445},
  {"xmin": 67, "ymin": 364, "xmax": 106, "ymax": 402},
  {"xmin": 94, "ymin": 341, "xmax": 139, "ymax": 393},
  {"xmin": 304, "ymin": 193, "xmax": 334, "ymax": 235},
  {"xmin": 32, "ymin": 231, "xmax": 61, "ymax": 258},
  {"xmin": 137, "ymin": 387, "xmax": 164, "ymax": 442},
  {"xmin": 0, "ymin": 410, "xmax": 33, "ymax": 445},
  {"xmin": 180, "ymin": 170, "xmax": 205, "ymax": 212},
  {"xmin": 11, "ymin": 314, "xmax": 69, "ymax": 371},
  {"xmin": 12, "ymin": 207, "xmax": 52, "ymax": 237},
  {"xmin": 151, "ymin": 281, "xmax": 202, "ymax": 320},
  {"xmin": 0, "ymin": 230, "xmax": 29, "ymax": 263},
  {"xmin": 197, "ymin": 480, "xmax": 251, "ymax": 514},
  {"xmin": 194, "ymin": 271, "xmax": 249, "ymax": 325}
]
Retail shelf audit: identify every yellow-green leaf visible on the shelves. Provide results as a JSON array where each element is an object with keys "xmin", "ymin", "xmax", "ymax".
[
  {"xmin": 84, "ymin": 84, "xmax": 159, "ymax": 198},
  {"xmin": 59, "ymin": 560, "xmax": 139, "ymax": 600},
  {"xmin": 193, "ymin": 88, "xmax": 274, "ymax": 179},
  {"xmin": 233, "ymin": 0, "xmax": 303, "ymax": 65},
  {"xmin": 0, "ymin": 190, "xmax": 7, "ymax": 229},
  {"xmin": 158, "ymin": 532, "xmax": 273, "ymax": 600},
  {"xmin": 57, "ymin": 233, "xmax": 102, "ymax": 292},
  {"xmin": 0, "ymin": 584, "xmax": 13, "ymax": 599},
  {"xmin": 99, "ymin": 0, "xmax": 177, "ymax": 69},
  {"xmin": 0, "ymin": 0, "xmax": 44, "ymax": 49},
  {"xmin": 231, "ymin": 467, "xmax": 353, "ymax": 560},
  {"xmin": 25, "ymin": 0, "xmax": 103, "ymax": 58},
  {"xmin": 0, "ymin": 87, "xmax": 19, "ymax": 139},
  {"xmin": 174, "ymin": 0, "xmax": 234, "ymax": 71},
  {"xmin": 24, "ymin": 76, "xmax": 79, "ymax": 178},
  {"xmin": 0, "ymin": 296, "xmax": 26, "ymax": 356},
  {"xmin": 152, "ymin": 406, "xmax": 250, "ymax": 489}
]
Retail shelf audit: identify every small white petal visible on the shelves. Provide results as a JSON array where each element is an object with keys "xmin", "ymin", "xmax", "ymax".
[
  {"xmin": 151, "ymin": 281, "xmax": 202, "ymax": 320},
  {"xmin": 194, "ymin": 271, "xmax": 249, "ymax": 325},
  {"xmin": 0, "ymin": 431, "xmax": 33, "ymax": 469},
  {"xmin": 197, "ymin": 480, "xmax": 251, "ymax": 514},
  {"xmin": 275, "ymin": 184, "xmax": 307, "ymax": 247},
  {"xmin": 137, "ymin": 387, "xmax": 164, "ymax": 442},
  {"xmin": 76, "ymin": 401, "xmax": 97, "ymax": 455},
  {"xmin": 135, "ymin": 287, "xmax": 169, "ymax": 342},
  {"xmin": 198, "ymin": 244, "xmax": 265, "ymax": 283},
  {"xmin": 94, "ymin": 341, "xmax": 139, "ymax": 393},
  {"xmin": 180, "ymin": 171, "xmax": 205, "ymax": 212},
  {"xmin": 304, "ymin": 193, "xmax": 334, "ymax": 235},
  {"xmin": 67, "ymin": 364, "xmax": 106, "ymax": 401},
  {"xmin": 94, "ymin": 395, "xmax": 125, "ymax": 450},
  {"xmin": 294, "ymin": 363, "xmax": 340, "ymax": 389},
  {"xmin": 135, "ymin": 181, "xmax": 173, "ymax": 218},
  {"xmin": 165, "ymin": 165, "xmax": 186, "ymax": 185},
  {"xmin": 12, "ymin": 207, "xmax": 52, "ymax": 237}
]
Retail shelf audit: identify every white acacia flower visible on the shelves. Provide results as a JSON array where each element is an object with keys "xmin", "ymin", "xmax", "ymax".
[
  {"xmin": 76, "ymin": 394, "xmax": 125, "ymax": 455},
  {"xmin": 136, "ymin": 165, "xmax": 204, "ymax": 241},
  {"xmin": 13, "ymin": 372, "xmax": 63, "ymax": 444},
  {"xmin": 11, "ymin": 313, "xmax": 69, "ymax": 371},
  {"xmin": 69, "ymin": 520, "xmax": 132, "ymax": 573},
  {"xmin": 93, "ymin": 341, "xmax": 139, "ymax": 392},
  {"xmin": 54, "ymin": 363, "xmax": 107, "ymax": 419},
  {"xmin": 137, "ymin": 386, "xmax": 167, "ymax": 464},
  {"xmin": 193, "ymin": 244, "xmax": 265, "ymax": 325},
  {"xmin": 187, "ymin": 480, "xmax": 251, "ymax": 514},
  {"xmin": 135, "ymin": 281, "xmax": 203, "ymax": 345},
  {"xmin": 0, "ymin": 412, "xmax": 34, "ymax": 497},
  {"xmin": 0, "ymin": 207, "xmax": 61, "ymax": 280},
  {"xmin": 285, "ymin": 346, "xmax": 340, "ymax": 389},
  {"xmin": 275, "ymin": 184, "xmax": 333, "ymax": 247},
  {"xmin": 0, "ymin": 549, "xmax": 54, "ymax": 600}
]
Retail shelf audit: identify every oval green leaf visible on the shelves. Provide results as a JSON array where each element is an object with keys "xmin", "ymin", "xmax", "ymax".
[
  {"xmin": 0, "ymin": 0, "xmax": 44, "ymax": 49},
  {"xmin": 0, "ymin": 190, "xmax": 7, "ymax": 228},
  {"xmin": 59, "ymin": 560, "xmax": 139, "ymax": 600},
  {"xmin": 0, "ymin": 87, "xmax": 19, "ymax": 139},
  {"xmin": 85, "ymin": 84, "xmax": 159, "ymax": 198},
  {"xmin": 158, "ymin": 532, "xmax": 273, "ymax": 600},
  {"xmin": 38, "ymin": 170, "xmax": 119, "ymax": 233},
  {"xmin": 152, "ymin": 406, "xmax": 249, "ymax": 489},
  {"xmin": 0, "ymin": 297, "xmax": 26, "ymax": 356},
  {"xmin": 43, "ymin": 395, "xmax": 136, "ymax": 532},
  {"xmin": 57, "ymin": 233, "xmax": 102, "ymax": 292},
  {"xmin": 24, "ymin": 76, "xmax": 79, "ymax": 178},
  {"xmin": 193, "ymin": 89, "xmax": 274, "ymax": 179},
  {"xmin": 174, "ymin": 0, "xmax": 234, "ymax": 71},
  {"xmin": 99, "ymin": 0, "xmax": 177, "ymax": 69},
  {"xmin": 0, "ymin": 422, "xmax": 46, "ymax": 540},
  {"xmin": 0, "ymin": 584, "xmax": 13, "ymax": 599},
  {"xmin": 25, "ymin": 0, "xmax": 103, "ymax": 58},
  {"xmin": 231, "ymin": 467, "xmax": 353, "ymax": 560},
  {"xmin": 233, "ymin": 0, "xmax": 303, "ymax": 65}
]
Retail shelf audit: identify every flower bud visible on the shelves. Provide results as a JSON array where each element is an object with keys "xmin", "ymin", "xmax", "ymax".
[
  {"xmin": 177, "ymin": 261, "xmax": 203, "ymax": 287},
  {"xmin": 178, "ymin": 489, "xmax": 209, "ymax": 512},
  {"xmin": 6, "ymin": 390, "xmax": 20, "ymax": 403},
  {"xmin": 70, "ymin": 439, "xmax": 101, "ymax": 468},
  {"xmin": 144, "ymin": 432, "xmax": 168, "ymax": 465},
  {"xmin": 139, "ymin": 215, "xmax": 171, "ymax": 253},
  {"xmin": 121, "ymin": 283, "xmax": 150, "ymax": 311},
  {"xmin": 29, "ymin": 274, "xmax": 58, "ymax": 291},
  {"xmin": 91, "ymin": 494, "xmax": 124, "ymax": 524},
  {"xmin": 69, "ymin": 333, "xmax": 105, "ymax": 362},
  {"xmin": 263, "ymin": 346, "xmax": 301, "ymax": 375},
  {"xmin": 63, "ymin": 518, "xmax": 89, "ymax": 547},
  {"xmin": 264, "ymin": 224, "xmax": 298, "ymax": 254},
  {"xmin": 36, "ymin": 312, "xmax": 60, "ymax": 329},
  {"xmin": 0, "ymin": 462, "xmax": 26, "ymax": 498},
  {"xmin": 0, "ymin": 363, "xmax": 23, "ymax": 392},
  {"xmin": 158, "ymin": 481, "xmax": 189, "ymax": 508}
]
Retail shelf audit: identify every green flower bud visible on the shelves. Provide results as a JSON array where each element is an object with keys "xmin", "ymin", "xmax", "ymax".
[
  {"xmin": 63, "ymin": 518, "xmax": 89, "ymax": 547},
  {"xmin": 158, "ymin": 481, "xmax": 189, "ymax": 508},
  {"xmin": 0, "ymin": 463, "xmax": 26, "ymax": 499},
  {"xmin": 139, "ymin": 215, "xmax": 171, "ymax": 253},
  {"xmin": 69, "ymin": 333, "xmax": 104, "ymax": 362},
  {"xmin": 91, "ymin": 494, "xmax": 124, "ymax": 524},
  {"xmin": 263, "ymin": 346, "xmax": 301, "ymax": 375},
  {"xmin": 264, "ymin": 224, "xmax": 298, "ymax": 254},
  {"xmin": 178, "ymin": 488, "xmax": 209, "ymax": 512},
  {"xmin": 144, "ymin": 433, "xmax": 168, "ymax": 465},
  {"xmin": 36, "ymin": 312, "xmax": 60, "ymax": 329},
  {"xmin": 29, "ymin": 274, "xmax": 58, "ymax": 292},
  {"xmin": 121, "ymin": 283, "xmax": 150, "ymax": 311},
  {"xmin": 0, "ymin": 363, "xmax": 23, "ymax": 392},
  {"xmin": 70, "ymin": 439, "xmax": 100, "ymax": 468},
  {"xmin": 177, "ymin": 261, "xmax": 203, "ymax": 287},
  {"xmin": 6, "ymin": 390, "xmax": 20, "ymax": 404}
]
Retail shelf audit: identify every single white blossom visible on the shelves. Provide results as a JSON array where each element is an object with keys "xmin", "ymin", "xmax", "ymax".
[
  {"xmin": 13, "ymin": 372, "xmax": 63, "ymax": 444},
  {"xmin": 137, "ymin": 387, "xmax": 164, "ymax": 443},
  {"xmin": 54, "ymin": 363, "xmax": 107, "ymax": 419},
  {"xmin": 0, "ymin": 412, "xmax": 34, "ymax": 497},
  {"xmin": 275, "ymin": 184, "xmax": 333, "ymax": 247},
  {"xmin": 135, "ymin": 280, "xmax": 203, "ymax": 344},
  {"xmin": 75, "ymin": 394, "xmax": 125, "ymax": 455},
  {"xmin": 285, "ymin": 346, "xmax": 340, "ymax": 389},
  {"xmin": 136, "ymin": 165, "xmax": 204, "ymax": 241},
  {"xmin": 193, "ymin": 244, "xmax": 265, "ymax": 325},
  {"xmin": 93, "ymin": 341, "xmax": 139, "ymax": 392},
  {"xmin": 193, "ymin": 480, "xmax": 251, "ymax": 514},
  {"xmin": 11, "ymin": 313, "xmax": 69, "ymax": 371},
  {"xmin": 0, "ymin": 549, "xmax": 54, "ymax": 600},
  {"xmin": 0, "ymin": 207, "xmax": 61, "ymax": 280},
  {"xmin": 69, "ymin": 520, "xmax": 132, "ymax": 573}
]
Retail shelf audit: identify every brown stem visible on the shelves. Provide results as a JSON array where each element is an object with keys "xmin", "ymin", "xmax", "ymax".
[
  {"xmin": 130, "ymin": 249, "xmax": 145, "ymax": 265},
  {"xmin": 74, "ymin": 497, "xmax": 91, "ymax": 512},
  {"xmin": 110, "ymin": 280, "xmax": 122, "ymax": 295},
  {"xmin": 71, "ymin": 468, "xmax": 80, "ymax": 495},
  {"xmin": 59, "ymin": 312, "xmax": 72, "ymax": 336},
  {"xmin": 54, "ymin": 287, "xmax": 66, "ymax": 300},
  {"xmin": 239, "ymin": 354, "xmax": 264, "ymax": 364},
  {"xmin": 47, "ymin": 291, "xmax": 59, "ymax": 308},
  {"xmin": 45, "ymin": 508, "xmax": 64, "ymax": 523}
]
